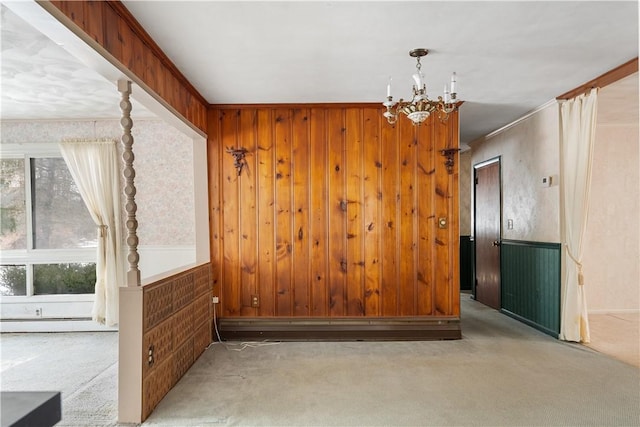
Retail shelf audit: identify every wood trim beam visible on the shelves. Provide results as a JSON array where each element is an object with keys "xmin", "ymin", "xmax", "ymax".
[
  {"xmin": 106, "ymin": 1, "xmax": 209, "ymax": 106},
  {"xmin": 210, "ymin": 101, "xmax": 463, "ymax": 110},
  {"xmin": 556, "ymin": 57, "xmax": 638, "ymax": 100},
  {"xmin": 210, "ymin": 103, "xmax": 385, "ymax": 110}
]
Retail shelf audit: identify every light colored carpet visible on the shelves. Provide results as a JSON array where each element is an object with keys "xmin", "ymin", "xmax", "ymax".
[
  {"xmin": 2, "ymin": 298, "xmax": 639, "ymax": 426},
  {"xmin": 587, "ymin": 312, "xmax": 640, "ymax": 367},
  {"xmin": 0, "ymin": 331, "xmax": 119, "ymax": 426},
  {"xmin": 144, "ymin": 298, "xmax": 640, "ymax": 426}
]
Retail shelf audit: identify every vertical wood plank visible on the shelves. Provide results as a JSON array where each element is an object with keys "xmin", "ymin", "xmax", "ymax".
[
  {"xmin": 434, "ymin": 116, "xmax": 451, "ymax": 315},
  {"xmin": 274, "ymin": 109, "xmax": 293, "ymax": 316},
  {"xmin": 84, "ymin": 1, "xmax": 105, "ymax": 45},
  {"xmin": 221, "ymin": 110, "xmax": 241, "ymax": 316},
  {"xmin": 416, "ymin": 116, "xmax": 435, "ymax": 315},
  {"xmin": 239, "ymin": 109, "xmax": 258, "ymax": 315},
  {"xmin": 327, "ymin": 109, "xmax": 346, "ymax": 316},
  {"xmin": 257, "ymin": 109, "xmax": 276, "ymax": 316},
  {"xmin": 449, "ymin": 111, "xmax": 461, "ymax": 317},
  {"xmin": 309, "ymin": 109, "xmax": 329, "ymax": 316},
  {"xmin": 118, "ymin": 18, "xmax": 134, "ymax": 71},
  {"xmin": 345, "ymin": 109, "xmax": 364, "ymax": 316},
  {"xmin": 380, "ymin": 120, "xmax": 399, "ymax": 316},
  {"xmin": 207, "ymin": 110, "xmax": 222, "ymax": 304},
  {"xmin": 362, "ymin": 109, "xmax": 381, "ymax": 316},
  {"xmin": 103, "ymin": 3, "xmax": 122, "ymax": 59},
  {"xmin": 131, "ymin": 35, "xmax": 146, "ymax": 87},
  {"xmin": 398, "ymin": 119, "xmax": 417, "ymax": 315},
  {"xmin": 292, "ymin": 109, "xmax": 311, "ymax": 316},
  {"xmin": 144, "ymin": 48, "xmax": 159, "ymax": 96},
  {"xmin": 60, "ymin": 1, "xmax": 85, "ymax": 27},
  {"xmin": 157, "ymin": 67, "xmax": 171, "ymax": 110}
]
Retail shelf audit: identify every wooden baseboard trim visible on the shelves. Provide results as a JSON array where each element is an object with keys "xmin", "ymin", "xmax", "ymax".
[{"xmin": 218, "ymin": 317, "xmax": 461, "ymax": 341}]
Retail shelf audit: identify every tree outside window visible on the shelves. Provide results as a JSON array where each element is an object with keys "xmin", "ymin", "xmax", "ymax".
[{"xmin": 0, "ymin": 157, "xmax": 97, "ymax": 297}]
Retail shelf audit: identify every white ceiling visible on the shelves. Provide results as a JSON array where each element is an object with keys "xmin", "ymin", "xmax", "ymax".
[{"xmin": 1, "ymin": 1, "xmax": 638, "ymax": 145}]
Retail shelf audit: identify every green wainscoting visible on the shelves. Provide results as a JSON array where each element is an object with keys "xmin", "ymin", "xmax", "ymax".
[
  {"xmin": 500, "ymin": 240, "xmax": 561, "ymax": 337},
  {"xmin": 460, "ymin": 236, "xmax": 474, "ymax": 291}
]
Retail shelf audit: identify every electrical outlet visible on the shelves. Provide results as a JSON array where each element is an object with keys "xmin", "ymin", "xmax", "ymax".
[
  {"xmin": 251, "ymin": 295, "xmax": 260, "ymax": 308},
  {"xmin": 148, "ymin": 345, "xmax": 155, "ymax": 367},
  {"xmin": 35, "ymin": 308, "xmax": 42, "ymax": 317},
  {"xmin": 212, "ymin": 296, "xmax": 219, "ymax": 304}
]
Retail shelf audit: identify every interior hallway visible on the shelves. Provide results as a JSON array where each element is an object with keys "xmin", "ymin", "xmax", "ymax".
[{"xmin": 1, "ymin": 296, "xmax": 638, "ymax": 426}]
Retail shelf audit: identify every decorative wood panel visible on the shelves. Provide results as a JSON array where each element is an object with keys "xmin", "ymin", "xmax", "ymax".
[
  {"xmin": 141, "ymin": 264, "xmax": 211, "ymax": 421},
  {"xmin": 501, "ymin": 240, "xmax": 561, "ymax": 336},
  {"xmin": 143, "ymin": 316, "xmax": 173, "ymax": 378},
  {"xmin": 143, "ymin": 357, "xmax": 173, "ymax": 420},
  {"xmin": 173, "ymin": 273, "xmax": 194, "ymax": 312},
  {"xmin": 208, "ymin": 106, "xmax": 460, "ymax": 319},
  {"xmin": 193, "ymin": 323, "xmax": 210, "ymax": 359},
  {"xmin": 173, "ymin": 306, "xmax": 194, "ymax": 349},
  {"xmin": 143, "ymin": 281, "xmax": 173, "ymax": 331},
  {"xmin": 173, "ymin": 338, "xmax": 194, "ymax": 384},
  {"xmin": 45, "ymin": 0, "xmax": 208, "ymax": 132}
]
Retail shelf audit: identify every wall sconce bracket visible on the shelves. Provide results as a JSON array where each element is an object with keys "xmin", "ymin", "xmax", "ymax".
[
  {"xmin": 226, "ymin": 147, "xmax": 249, "ymax": 176},
  {"xmin": 440, "ymin": 148, "xmax": 461, "ymax": 174}
]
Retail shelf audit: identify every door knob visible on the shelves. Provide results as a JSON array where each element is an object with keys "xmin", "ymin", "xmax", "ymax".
[{"xmin": 492, "ymin": 240, "xmax": 501, "ymax": 247}]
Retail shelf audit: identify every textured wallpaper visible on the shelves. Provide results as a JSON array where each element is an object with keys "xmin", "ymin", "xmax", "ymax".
[
  {"xmin": 584, "ymin": 123, "xmax": 639, "ymax": 311},
  {"xmin": 1, "ymin": 119, "xmax": 195, "ymax": 247},
  {"xmin": 469, "ymin": 104, "xmax": 560, "ymax": 243},
  {"xmin": 459, "ymin": 150, "xmax": 472, "ymax": 236}
]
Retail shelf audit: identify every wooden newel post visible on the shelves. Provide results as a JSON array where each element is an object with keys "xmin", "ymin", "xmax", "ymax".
[{"xmin": 118, "ymin": 80, "xmax": 141, "ymax": 286}]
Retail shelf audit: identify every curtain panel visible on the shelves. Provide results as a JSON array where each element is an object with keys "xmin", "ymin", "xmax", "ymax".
[
  {"xmin": 559, "ymin": 88, "xmax": 598, "ymax": 343},
  {"xmin": 59, "ymin": 139, "xmax": 124, "ymax": 326}
]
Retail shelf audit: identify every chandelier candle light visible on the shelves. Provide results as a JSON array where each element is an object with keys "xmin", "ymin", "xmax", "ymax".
[{"xmin": 383, "ymin": 48, "xmax": 459, "ymax": 125}]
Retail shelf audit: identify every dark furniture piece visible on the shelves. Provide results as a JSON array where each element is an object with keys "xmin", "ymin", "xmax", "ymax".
[{"xmin": 1, "ymin": 391, "xmax": 61, "ymax": 427}]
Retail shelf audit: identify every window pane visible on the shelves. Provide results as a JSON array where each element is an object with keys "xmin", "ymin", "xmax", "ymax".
[
  {"xmin": 33, "ymin": 263, "xmax": 96, "ymax": 295},
  {"xmin": 0, "ymin": 265, "xmax": 27, "ymax": 296},
  {"xmin": 0, "ymin": 159, "xmax": 27, "ymax": 250},
  {"xmin": 32, "ymin": 158, "xmax": 97, "ymax": 249}
]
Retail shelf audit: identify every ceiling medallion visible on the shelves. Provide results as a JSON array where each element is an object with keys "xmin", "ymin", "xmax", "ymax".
[{"xmin": 383, "ymin": 48, "xmax": 460, "ymax": 125}]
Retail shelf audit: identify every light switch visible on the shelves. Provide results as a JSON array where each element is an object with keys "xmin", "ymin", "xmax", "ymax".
[{"xmin": 507, "ymin": 219, "xmax": 513, "ymax": 230}]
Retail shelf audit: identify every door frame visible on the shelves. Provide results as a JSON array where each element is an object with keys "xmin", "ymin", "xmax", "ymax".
[{"xmin": 472, "ymin": 156, "xmax": 502, "ymax": 302}]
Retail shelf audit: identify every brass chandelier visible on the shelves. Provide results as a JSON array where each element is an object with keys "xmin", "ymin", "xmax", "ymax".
[{"xmin": 383, "ymin": 48, "xmax": 459, "ymax": 125}]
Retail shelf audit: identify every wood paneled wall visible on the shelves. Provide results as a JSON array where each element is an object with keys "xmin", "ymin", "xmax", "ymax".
[
  {"xmin": 209, "ymin": 106, "xmax": 460, "ymax": 319},
  {"xmin": 45, "ymin": 0, "xmax": 207, "ymax": 132}
]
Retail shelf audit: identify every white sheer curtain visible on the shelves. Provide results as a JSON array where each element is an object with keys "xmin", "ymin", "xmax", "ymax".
[
  {"xmin": 559, "ymin": 88, "xmax": 598, "ymax": 343},
  {"xmin": 59, "ymin": 139, "xmax": 124, "ymax": 326}
]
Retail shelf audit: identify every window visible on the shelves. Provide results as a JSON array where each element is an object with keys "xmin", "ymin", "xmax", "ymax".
[
  {"xmin": 31, "ymin": 158, "xmax": 96, "ymax": 249},
  {"xmin": 0, "ymin": 265, "xmax": 26, "ymax": 296},
  {"xmin": 1, "ymin": 150, "xmax": 97, "ymax": 300},
  {"xmin": 0, "ymin": 158, "xmax": 27, "ymax": 250}
]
